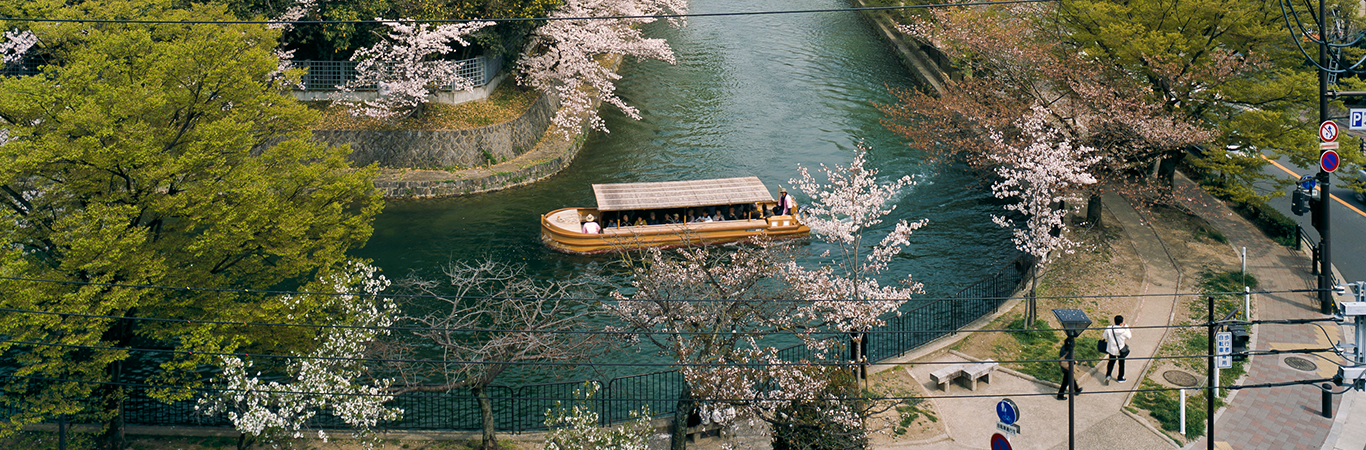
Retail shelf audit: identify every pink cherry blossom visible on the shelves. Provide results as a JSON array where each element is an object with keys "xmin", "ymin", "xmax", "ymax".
[{"xmin": 517, "ymin": 0, "xmax": 687, "ymax": 134}]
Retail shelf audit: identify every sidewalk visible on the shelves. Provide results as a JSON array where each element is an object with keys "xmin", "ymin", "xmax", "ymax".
[
  {"xmin": 869, "ymin": 173, "xmax": 1362, "ymax": 450},
  {"xmin": 873, "ymin": 191, "xmax": 1182, "ymax": 450},
  {"xmin": 1174, "ymin": 173, "xmax": 1353, "ymax": 450}
]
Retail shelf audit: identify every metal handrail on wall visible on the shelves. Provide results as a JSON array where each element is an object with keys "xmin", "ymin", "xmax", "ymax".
[{"xmin": 294, "ymin": 56, "xmax": 497, "ymax": 91}]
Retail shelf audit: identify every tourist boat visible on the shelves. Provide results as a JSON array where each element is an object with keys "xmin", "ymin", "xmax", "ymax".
[{"xmin": 540, "ymin": 176, "xmax": 810, "ymax": 255}]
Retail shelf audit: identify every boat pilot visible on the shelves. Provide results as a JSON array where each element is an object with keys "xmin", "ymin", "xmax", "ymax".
[
  {"xmin": 582, "ymin": 214, "xmax": 601, "ymax": 234},
  {"xmin": 778, "ymin": 187, "xmax": 797, "ymax": 216}
]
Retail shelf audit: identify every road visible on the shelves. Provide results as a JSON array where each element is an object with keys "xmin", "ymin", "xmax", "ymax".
[{"xmin": 1254, "ymin": 152, "xmax": 1366, "ymax": 285}]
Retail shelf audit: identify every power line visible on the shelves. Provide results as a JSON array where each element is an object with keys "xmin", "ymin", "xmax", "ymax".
[
  {"xmin": 0, "ymin": 0, "xmax": 1055, "ymax": 26},
  {"xmin": 0, "ymin": 373, "xmax": 1336, "ymax": 403},
  {"xmin": 0, "ymin": 303, "xmax": 1248, "ymax": 337},
  {"xmin": 0, "ymin": 338, "xmax": 1337, "ymax": 368},
  {"xmin": 0, "ymin": 273, "xmax": 1327, "ymax": 305}
]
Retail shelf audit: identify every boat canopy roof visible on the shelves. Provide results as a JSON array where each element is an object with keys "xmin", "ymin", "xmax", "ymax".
[{"xmin": 592, "ymin": 176, "xmax": 776, "ymax": 211}]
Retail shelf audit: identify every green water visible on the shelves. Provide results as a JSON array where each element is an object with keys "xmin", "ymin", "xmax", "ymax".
[{"xmin": 351, "ymin": 0, "xmax": 1019, "ymax": 381}]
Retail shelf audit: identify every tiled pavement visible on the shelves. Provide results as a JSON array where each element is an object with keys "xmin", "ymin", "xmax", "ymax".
[{"xmin": 1175, "ymin": 173, "xmax": 1348, "ymax": 450}]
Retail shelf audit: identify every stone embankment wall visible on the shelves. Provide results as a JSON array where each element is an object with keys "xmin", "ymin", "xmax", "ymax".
[
  {"xmin": 315, "ymin": 92, "xmax": 557, "ymax": 170},
  {"xmin": 849, "ymin": 0, "xmax": 954, "ymax": 95},
  {"xmin": 363, "ymin": 54, "xmax": 620, "ymax": 198}
]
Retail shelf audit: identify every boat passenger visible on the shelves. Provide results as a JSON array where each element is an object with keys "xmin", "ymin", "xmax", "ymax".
[
  {"xmin": 778, "ymin": 187, "xmax": 798, "ymax": 215},
  {"xmin": 725, "ymin": 206, "xmax": 740, "ymax": 221},
  {"xmin": 712, "ymin": 210, "xmax": 725, "ymax": 222},
  {"xmin": 647, "ymin": 211, "xmax": 660, "ymax": 225},
  {"xmin": 582, "ymin": 214, "xmax": 601, "ymax": 234},
  {"xmin": 634, "ymin": 215, "xmax": 648, "ymax": 226}
]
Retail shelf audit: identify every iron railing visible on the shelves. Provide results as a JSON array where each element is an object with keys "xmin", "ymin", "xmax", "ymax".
[
  {"xmin": 8, "ymin": 265, "xmax": 1026, "ymax": 433},
  {"xmin": 294, "ymin": 56, "xmax": 498, "ymax": 91},
  {"xmin": 1, "ymin": 55, "xmax": 499, "ymax": 91}
]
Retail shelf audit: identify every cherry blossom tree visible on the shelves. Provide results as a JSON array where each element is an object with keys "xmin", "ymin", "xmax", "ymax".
[
  {"xmin": 392, "ymin": 259, "xmax": 604, "ymax": 450},
  {"xmin": 543, "ymin": 382, "xmax": 653, "ymax": 450},
  {"xmin": 606, "ymin": 146, "xmax": 924, "ymax": 450},
  {"xmin": 198, "ymin": 262, "xmax": 403, "ymax": 450},
  {"xmin": 987, "ymin": 106, "xmax": 1100, "ymax": 263},
  {"xmin": 0, "ymin": 29, "xmax": 37, "ymax": 64},
  {"xmin": 333, "ymin": 20, "xmax": 494, "ymax": 120},
  {"xmin": 882, "ymin": 1, "xmax": 1222, "ymax": 225},
  {"xmin": 517, "ymin": 0, "xmax": 688, "ymax": 134}
]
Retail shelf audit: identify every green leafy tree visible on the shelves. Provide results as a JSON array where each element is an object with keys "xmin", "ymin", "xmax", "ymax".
[{"xmin": 0, "ymin": 1, "xmax": 382, "ymax": 447}]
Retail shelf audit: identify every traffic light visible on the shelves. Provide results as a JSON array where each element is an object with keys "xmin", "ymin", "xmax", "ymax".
[
  {"xmin": 1230, "ymin": 324, "xmax": 1250, "ymax": 361},
  {"xmin": 1293, "ymin": 188, "xmax": 1309, "ymax": 216}
]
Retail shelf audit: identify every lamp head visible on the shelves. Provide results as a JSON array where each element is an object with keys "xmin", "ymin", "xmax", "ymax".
[{"xmin": 1052, "ymin": 308, "xmax": 1092, "ymax": 338}]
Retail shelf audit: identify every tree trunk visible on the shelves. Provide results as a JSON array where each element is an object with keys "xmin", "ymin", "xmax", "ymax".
[
  {"xmin": 475, "ymin": 386, "xmax": 496, "ymax": 450},
  {"xmin": 101, "ymin": 316, "xmax": 134, "ymax": 450},
  {"xmin": 671, "ymin": 384, "xmax": 694, "ymax": 450},
  {"xmin": 1086, "ymin": 194, "xmax": 1103, "ymax": 227},
  {"xmin": 1157, "ymin": 152, "xmax": 1183, "ymax": 190}
]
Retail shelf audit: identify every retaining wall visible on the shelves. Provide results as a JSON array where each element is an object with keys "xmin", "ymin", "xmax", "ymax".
[{"xmin": 314, "ymin": 92, "xmax": 556, "ymax": 170}]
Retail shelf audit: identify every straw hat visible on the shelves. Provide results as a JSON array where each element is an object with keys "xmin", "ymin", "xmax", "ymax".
[
  {"xmin": 585, "ymin": 214, "xmax": 595, "ymax": 221},
  {"xmin": 779, "ymin": 186, "xmax": 787, "ymax": 194}
]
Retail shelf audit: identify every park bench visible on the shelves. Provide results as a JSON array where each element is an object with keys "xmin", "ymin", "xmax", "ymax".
[
  {"xmin": 928, "ymin": 364, "xmax": 965, "ymax": 391},
  {"xmin": 962, "ymin": 359, "xmax": 998, "ymax": 391}
]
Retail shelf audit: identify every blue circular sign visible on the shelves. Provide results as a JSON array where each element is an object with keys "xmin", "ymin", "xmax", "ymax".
[
  {"xmin": 991, "ymin": 432, "xmax": 1013, "ymax": 450},
  {"xmin": 996, "ymin": 398, "xmax": 1019, "ymax": 425},
  {"xmin": 1322, "ymin": 149, "xmax": 1341, "ymax": 173}
]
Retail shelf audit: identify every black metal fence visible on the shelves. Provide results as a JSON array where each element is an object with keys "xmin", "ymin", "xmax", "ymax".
[
  {"xmin": 294, "ymin": 56, "xmax": 500, "ymax": 91},
  {"xmin": 6, "ymin": 264, "xmax": 1025, "ymax": 434},
  {"xmin": 1, "ymin": 55, "xmax": 502, "ymax": 91},
  {"xmin": 867, "ymin": 266, "xmax": 1023, "ymax": 362}
]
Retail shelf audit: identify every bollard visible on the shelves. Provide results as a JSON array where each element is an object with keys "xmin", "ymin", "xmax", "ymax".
[
  {"xmin": 1179, "ymin": 389, "xmax": 1186, "ymax": 435},
  {"xmin": 1322, "ymin": 383, "xmax": 1333, "ymax": 418}
]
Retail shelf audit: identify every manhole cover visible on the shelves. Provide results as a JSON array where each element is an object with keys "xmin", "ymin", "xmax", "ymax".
[
  {"xmin": 1163, "ymin": 370, "xmax": 1201, "ymax": 387},
  {"xmin": 1284, "ymin": 356, "xmax": 1318, "ymax": 372}
]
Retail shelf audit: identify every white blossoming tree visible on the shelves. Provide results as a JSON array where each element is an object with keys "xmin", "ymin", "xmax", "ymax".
[
  {"xmin": 393, "ymin": 259, "xmax": 605, "ymax": 450},
  {"xmin": 198, "ymin": 262, "xmax": 403, "ymax": 450},
  {"xmin": 0, "ymin": 29, "xmax": 37, "ymax": 64},
  {"xmin": 333, "ymin": 20, "xmax": 494, "ymax": 120},
  {"xmin": 606, "ymin": 145, "xmax": 925, "ymax": 450},
  {"xmin": 517, "ymin": 0, "xmax": 688, "ymax": 134},
  {"xmin": 543, "ymin": 382, "xmax": 653, "ymax": 450},
  {"xmin": 988, "ymin": 106, "xmax": 1100, "ymax": 264}
]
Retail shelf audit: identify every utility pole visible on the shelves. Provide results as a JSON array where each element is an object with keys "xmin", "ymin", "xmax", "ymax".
[
  {"xmin": 1318, "ymin": 0, "xmax": 1334, "ymax": 315},
  {"xmin": 1336, "ymin": 282, "xmax": 1365, "ymax": 390},
  {"xmin": 1207, "ymin": 296, "xmax": 1215, "ymax": 450}
]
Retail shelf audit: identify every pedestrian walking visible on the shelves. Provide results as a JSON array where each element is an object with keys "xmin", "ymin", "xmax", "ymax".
[
  {"xmin": 1056, "ymin": 339, "xmax": 1081, "ymax": 400},
  {"xmin": 1104, "ymin": 315, "xmax": 1132, "ymax": 384}
]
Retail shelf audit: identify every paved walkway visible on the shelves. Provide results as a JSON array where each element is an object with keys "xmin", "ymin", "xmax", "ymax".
[
  {"xmin": 875, "ymin": 192, "xmax": 1183, "ymax": 450},
  {"xmin": 1173, "ymin": 173, "xmax": 1355, "ymax": 450},
  {"xmin": 869, "ymin": 173, "xmax": 1364, "ymax": 450}
]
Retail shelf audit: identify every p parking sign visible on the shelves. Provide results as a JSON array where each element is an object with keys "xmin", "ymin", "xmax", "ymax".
[{"xmin": 1353, "ymin": 109, "xmax": 1366, "ymax": 130}]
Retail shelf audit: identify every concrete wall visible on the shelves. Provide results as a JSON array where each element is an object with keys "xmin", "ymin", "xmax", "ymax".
[{"xmin": 313, "ymin": 92, "xmax": 557, "ymax": 169}]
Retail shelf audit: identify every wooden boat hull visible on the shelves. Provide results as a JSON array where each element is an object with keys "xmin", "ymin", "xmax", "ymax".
[{"xmin": 540, "ymin": 207, "xmax": 810, "ymax": 255}]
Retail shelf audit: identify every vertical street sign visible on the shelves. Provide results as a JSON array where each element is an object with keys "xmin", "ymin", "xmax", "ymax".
[
  {"xmin": 1216, "ymin": 331, "xmax": 1233, "ymax": 369},
  {"xmin": 996, "ymin": 398, "xmax": 1021, "ymax": 437},
  {"xmin": 1321, "ymin": 120, "xmax": 1340, "ymax": 142},
  {"xmin": 1352, "ymin": 109, "xmax": 1366, "ymax": 130},
  {"xmin": 1321, "ymin": 149, "xmax": 1341, "ymax": 173}
]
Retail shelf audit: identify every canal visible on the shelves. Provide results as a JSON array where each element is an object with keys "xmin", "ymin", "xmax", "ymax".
[{"xmin": 352, "ymin": 0, "xmax": 1019, "ymax": 379}]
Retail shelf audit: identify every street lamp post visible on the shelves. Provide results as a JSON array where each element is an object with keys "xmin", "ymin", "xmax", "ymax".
[{"xmin": 1052, "ymin": 308, "xmax": 1092, "ymax": 450}]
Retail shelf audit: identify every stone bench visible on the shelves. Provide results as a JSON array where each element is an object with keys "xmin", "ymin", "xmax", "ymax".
[
  {"xmin": 962, "ymin": 359, "xmax": 998, "ymax": 391},
  {"xmin": 928, "ymin": 364, "xmax": 965, "ymax": 391}
]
